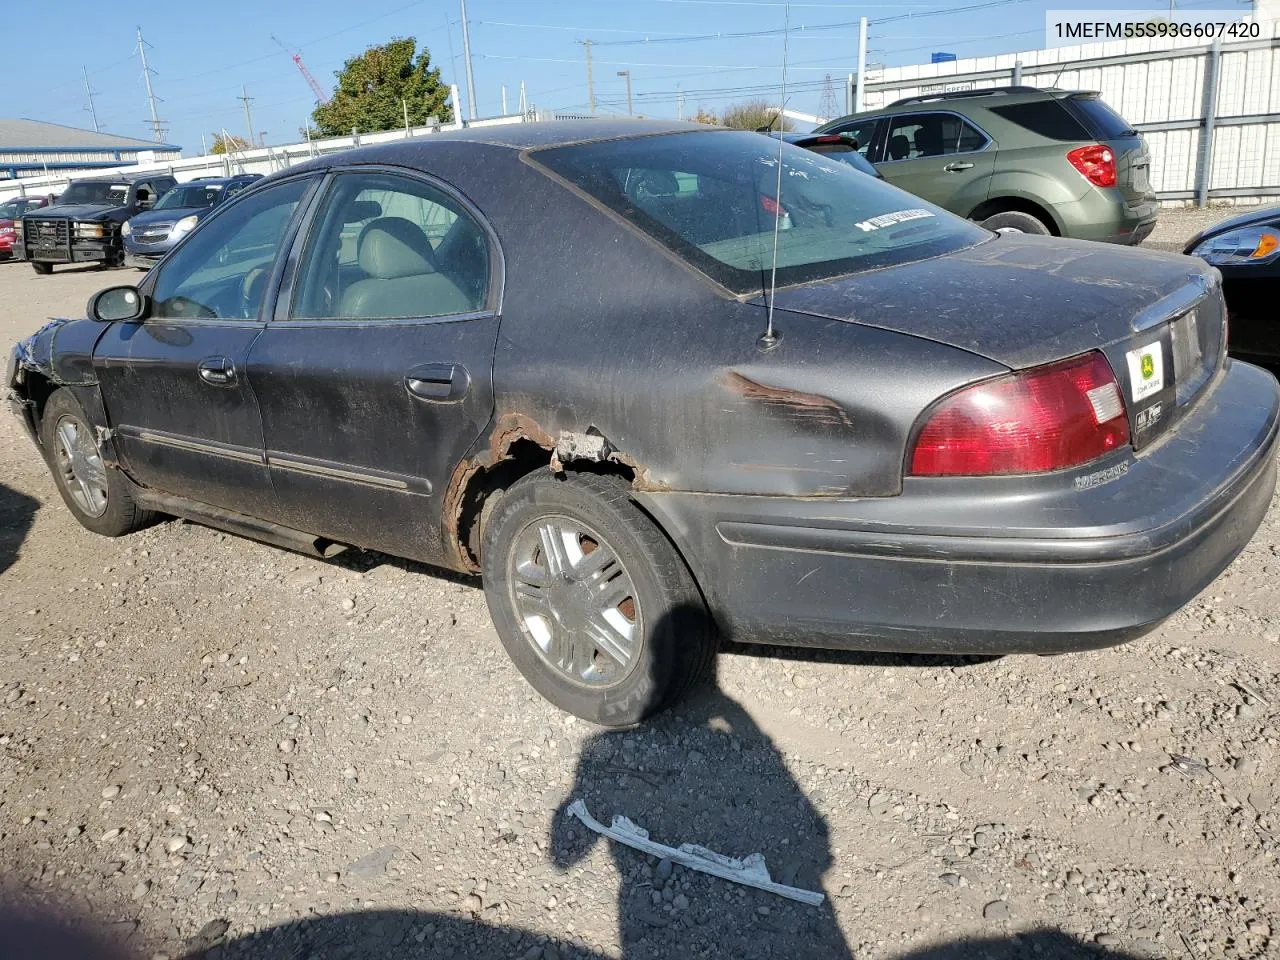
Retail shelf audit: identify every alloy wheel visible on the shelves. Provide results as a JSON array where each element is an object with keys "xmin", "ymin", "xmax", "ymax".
[
  {"xmin": 53, "ymin": 415, "xmax": 109, "ymax": 518},
  {"xmin": 507, "ymin": 516, "xmax": 641, "ymax": 688}
]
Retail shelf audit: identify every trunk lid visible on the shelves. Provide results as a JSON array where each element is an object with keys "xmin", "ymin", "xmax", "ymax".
[{"xmin": 773, "ymin": 235, "xmax": 1225, "ymax": 449}]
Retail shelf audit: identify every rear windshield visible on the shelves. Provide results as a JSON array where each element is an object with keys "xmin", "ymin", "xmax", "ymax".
[
  {"xmin": 988, "ymin": 100, "xmax": 1090, "ymax": 141},
  {"xmin": 1064, "ymin": 95, "xmax": 1136, "ymax": 139},
  {"xmin": 155, "ymin": 184, "xmax": 223, "ymax": 211},
  {"xmin": 0, "ymin": 202, "xmax": 20, "ymax": 220},
  {"xmin": 533, "ymin": 131, "xmax": 985, "ymax": 294}
]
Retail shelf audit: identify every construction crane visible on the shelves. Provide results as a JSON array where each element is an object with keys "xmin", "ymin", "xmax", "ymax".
[{"xmin": 272, "ymin": 35, "xmax": 330, "ymax": 104}]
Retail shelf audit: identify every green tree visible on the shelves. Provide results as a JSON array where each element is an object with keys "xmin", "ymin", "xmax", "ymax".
[
  {"xmin": 720, "ymin": 99, "xmax": 793, "ymax": 132},
  {"xmin": 692, "ymin": 107, "xmax": 719, "ymax": 125},
  {"xmin": 210, "ymin": 133, "xmax": 250, "ymax": 155},
  {"xmin": 311, "ymin": 37, "xmax": 453, "ymax": 137}
]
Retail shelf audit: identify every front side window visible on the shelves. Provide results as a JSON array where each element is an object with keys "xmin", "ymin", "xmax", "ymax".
[
  {"xmin": 290, "ymin": 171, "xmax": 490, "ymax": 321},
  {"xmin": 826, "ymin": 117, "xmax": 883, "ymax": 158},
  {"xmin": 151, "ymin": 177, "xmax": 311, "ymax": 321},
  {"xmin": 533, "ymin": 130, "xmax": 986, "ymax": 295},
  {"xmin": 885, "ymin": 113, "xmax": 987, "ymax": 160}
]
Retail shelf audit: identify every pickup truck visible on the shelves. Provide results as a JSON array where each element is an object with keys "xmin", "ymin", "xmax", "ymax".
[{"xmin": 19, "ymin": 173, "xmax": 176, "ymax": 274}]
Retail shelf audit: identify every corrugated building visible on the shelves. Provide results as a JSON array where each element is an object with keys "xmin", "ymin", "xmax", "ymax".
[{"xmin": 0, "ymin": 119, "xmax": 180, "ymax": 179}]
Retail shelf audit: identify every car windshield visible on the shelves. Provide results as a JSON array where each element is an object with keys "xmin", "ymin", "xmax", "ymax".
[
  {"xmin": 155, "ymin": 184, "xmax": 223, "ymax": 211},
  {"xmin": 59, "ymin": 182, "xmax": 130, "ymax": 207},
  {"xmin": 533, "ymin": 130, "xmax": 986, "ymax": 294}
]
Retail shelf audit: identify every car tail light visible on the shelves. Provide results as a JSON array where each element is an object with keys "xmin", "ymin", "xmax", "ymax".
[
  {"xmin": 909, "ymin": 352, "xmax": 1130, "ymax": 477},
  {"xmin": 1067, "ymin": 144, "xmax": 1117, "ymax": 188}
]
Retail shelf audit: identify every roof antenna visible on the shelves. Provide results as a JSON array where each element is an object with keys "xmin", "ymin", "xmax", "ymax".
[{"xmin": 759, "ymin": 2, "xmax": 791, "ymax": 352}]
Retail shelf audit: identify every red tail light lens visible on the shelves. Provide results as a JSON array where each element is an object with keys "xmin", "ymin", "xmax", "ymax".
[
  {"xmin": 909, "ymin": 352, "xmax": 1130, "ymax": 477},
  {"xmin": 1067, "ymin": 144, "xmax": 1117, "ymax": 188}
]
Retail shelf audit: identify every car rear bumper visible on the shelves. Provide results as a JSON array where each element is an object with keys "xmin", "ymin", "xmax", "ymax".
[
  {"xmin": 1057, "ymin": 190, "xmax": 1158, "ymax": 245},
  {"xmin": 638, "ymin": 360, "xmax": 1280, "ymax": 654}
]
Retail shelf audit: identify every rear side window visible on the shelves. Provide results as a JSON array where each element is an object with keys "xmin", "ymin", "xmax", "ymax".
[
  {"xmin": 1063, "ymin": 96, "xmax": 1136, "ymax": 139},
  {"xmin": 988, "ymin": 100, "xmax": 1090, "ymax": 141}
]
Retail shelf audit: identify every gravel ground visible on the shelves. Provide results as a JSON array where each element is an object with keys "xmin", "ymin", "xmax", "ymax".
[{"xmin": 1, "ymin": 211, "xmax": 1278, "ymax": 960}]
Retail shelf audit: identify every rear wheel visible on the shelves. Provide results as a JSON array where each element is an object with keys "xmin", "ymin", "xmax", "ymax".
[
  {"xmin": 30, "ymin": 261, "xmax": 52, "ymax": 275},
  {"xmin": 980, "ymin": 210, "xmax": 1050, "ymax": 235},
  {"xmin": 481, "ymin": 471, "xmax": 714, "ymax": 726},
  {"xmin": 39, "ymin": 388, "xmax": 154, "ymax": 537}
]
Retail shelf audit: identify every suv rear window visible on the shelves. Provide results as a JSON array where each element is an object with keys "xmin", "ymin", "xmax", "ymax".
[
  {"xmin": 1063, "ymin": 95, "xmax": 1136, "ymax": 139},
  {"xmin": 988, "ymin": 100, "xmax": 1090, "ymax": 141},
  {"xmin": 533, "ymin": 131, "xmax": 986, "ymax": 295}
]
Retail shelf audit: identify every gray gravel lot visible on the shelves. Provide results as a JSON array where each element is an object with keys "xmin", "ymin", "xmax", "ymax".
[{"xmin": 1, "ymin": 209, "xmax": 1278, "ymax": 960}]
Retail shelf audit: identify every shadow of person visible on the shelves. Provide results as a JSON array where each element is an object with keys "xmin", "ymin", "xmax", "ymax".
[
  {"xmin": 550, "ymin": 608, "xmax": 854, "ymax": 960},
  {"xmin": 893, "ymin": 929, "xmax": 1146, "ymax": 959},
  {"xmin": 0, "ymin": 481, "xmax": 39, "ymax": 577}
]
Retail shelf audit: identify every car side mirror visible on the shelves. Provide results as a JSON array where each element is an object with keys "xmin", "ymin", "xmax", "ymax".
[{"xmin": 89, "ymin": 286, "xmax": 148, "ymax": 323}]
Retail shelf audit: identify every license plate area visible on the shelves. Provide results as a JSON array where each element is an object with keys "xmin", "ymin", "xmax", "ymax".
[{"xmin": 1118, "ymin": 331, "xmax": 1176, "ymax": 450}]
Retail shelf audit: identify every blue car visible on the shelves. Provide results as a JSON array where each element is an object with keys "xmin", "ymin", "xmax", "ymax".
[{"xmin": 122, "ymin": 175, "xmax": 261, "ymax": 269}]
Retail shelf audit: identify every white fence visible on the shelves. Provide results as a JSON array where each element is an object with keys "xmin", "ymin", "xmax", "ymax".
[
  {"xmin": 0, "ymin": 113, "xmax": 527, "ymax": 203},
  {"xmin": 863, "ymin": 29, "xmax": 1280, "ymax": 205}
]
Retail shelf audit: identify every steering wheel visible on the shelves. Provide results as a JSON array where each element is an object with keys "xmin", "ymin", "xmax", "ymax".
[
  {"xmin": 238, "ymin": 265, "xmax": 269, "ymax": 318},
  {"xmin": 159, "ymin": 296, "xmax": 216, "ymax": 320}
]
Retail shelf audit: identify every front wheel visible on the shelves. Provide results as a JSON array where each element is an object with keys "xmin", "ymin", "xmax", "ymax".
[
  {"xmin": 481, "ymin": 471, "xmax": 714, "ymax": 726},
  {"xmin": 39, "ymin": 388, "xmax": 154, "ymax": 537},
  {"xmin": 980, "ymin": 210, "xmax": 1050, "ymax": 235},
  {"xmin": 30, "ymin": 261, "xmax": 52, "ymax": 275}
]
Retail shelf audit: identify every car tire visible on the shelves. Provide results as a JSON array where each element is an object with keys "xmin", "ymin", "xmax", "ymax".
[
  {"xmin": 39, "ymin": 388, "xmax": 155, "ymax": 537},
  {"xmin": 30, "ymin": 261, "xmax": 52, "ymax": 275},
  {"xmin": 980, "ymin": 210, "xmax": 1050, "ymax": 235},
  {"xmin": 481, "ymin": 470, "xmax": 714, "ymax": 726}
]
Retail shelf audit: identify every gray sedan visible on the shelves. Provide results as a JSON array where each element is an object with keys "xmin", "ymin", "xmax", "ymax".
[{"xmin": 8, "ymin": 121, "xmax": 1278, "ymax": 725}]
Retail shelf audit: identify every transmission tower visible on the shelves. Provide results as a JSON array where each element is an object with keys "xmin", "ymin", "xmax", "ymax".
[
  {"xmin": 136, "ymin": 28, "xmax": 168, "ymax": 143},
  {"xmin": 818, "ymin": 74, "xmax": 839, "ymax": 122},
  {"xmin": 82, "ymin": 67, "xmax": 101, "ymax": 133},
  {"xmin": 272, "ymin": 35, "xmax": 330, "ymax": 104}
]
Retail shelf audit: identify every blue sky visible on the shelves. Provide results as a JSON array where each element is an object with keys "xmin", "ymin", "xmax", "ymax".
[{"xmin": 14, "ymin": 0, "xmax": 1242, "ymax": 153}]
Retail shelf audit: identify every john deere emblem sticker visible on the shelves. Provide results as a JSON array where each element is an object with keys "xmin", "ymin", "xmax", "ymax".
[{"xmin": 1126, "ymin": 343, "xmax": 1164, "ymax": 403}]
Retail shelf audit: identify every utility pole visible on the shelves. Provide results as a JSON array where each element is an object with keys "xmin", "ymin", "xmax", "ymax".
[
  {"xmin": 403, "ymin": 98, "xmax": 411, "ymax": 135},
  {"xmin": 239, "ymin": 86, "xmax": 257, "ymax": 147},
  {"xmin": 519, "ymin": 80, "xmax": 528, "ymax": 118},
  {"xmin": 676, "ymin": 84, "xmax": 685, "ymax": 121},
  {"xmin": 501, "ymin": 84, "xmax": 508, "ymax": 115},
  {"xmin": 854, "ymin": 16, "xmax": 868, "ymax": 112},
  {"xmin": 136, "ymin": 28, "xmax": 167, "ymax": 143},
  {"xmin": 617, "ymin": 70, "xmax": 633, "ymax": 115},
  {"xmin": 582, "ymin": 40, "xmax": 596, "ymax": 114},
  {"xmin": 82, "ymin": 66, "xmax": 101, "ymax": 132},
  {"xmin": 459, "ymin": 0, "xmax": 478, "ymax": 120}
]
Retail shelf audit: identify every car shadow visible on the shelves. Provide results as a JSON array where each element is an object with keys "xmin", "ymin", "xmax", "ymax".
[
  {"xmin": 0, "ymin": 481, "xmax": 39, "ymax": 577},
  {"xmin": 0, "ymin": 905, "xmax": 1154, "ymax": 959}
]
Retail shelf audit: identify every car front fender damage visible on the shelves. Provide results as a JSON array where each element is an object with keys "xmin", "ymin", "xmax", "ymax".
[{"xmin": 8, "ymin": 318, "xmax": 119, "ymax": 469}]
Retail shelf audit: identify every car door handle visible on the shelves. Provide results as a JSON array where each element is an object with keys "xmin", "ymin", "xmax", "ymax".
[
  {"xmin": 404, "ymin": 363, "xmax": 470, "ymax": 403},
  {"xmin": 197, "ymin": 356, "xmax": 236, "ymax": 387},
  {"xmin": 944, "ymin": 161, "xmax": 974, "ymax": 172}
]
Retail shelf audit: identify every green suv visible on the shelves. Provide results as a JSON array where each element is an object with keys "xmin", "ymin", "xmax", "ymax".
[{"xmin": 815, "ymin": 86, "xmax": 1157, "ymax": 243}]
